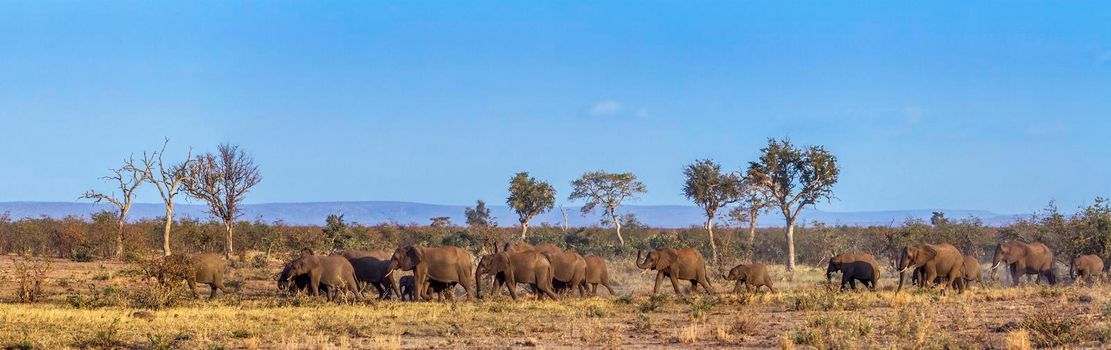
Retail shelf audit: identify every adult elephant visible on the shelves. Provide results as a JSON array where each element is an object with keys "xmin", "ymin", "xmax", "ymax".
[
  {"xmin": 826, "ymin": 253, "xmax": 881, "ymax": 287},
  {"xmin": 991, "ymin": 241, "xmax": 1057, "ymax": 286},
  {"xmin": 475, "ymin": 251, "xmax": 559, "ymax": 300},
  {"xmin": 281, "ymin": 254, "xmax": 363, "ymax": 301},
  {"xmin": 896, "ymin": 243, "xmax": 966, "ymax": 295},
  {"xmin": 1071, "ymin": 255, "xmax": 1105, "ymax": 285},
  {"xmin": 545, "ymin": 251, "xmax": 587, "ymax": 296},
  {"xmin": 387, "ymin": 245, "xmax": 476, "ymax": 301},
  {"xmin": 581, "ymin": 255, "xmax": 616, "ymax": 296},
  {"xmin": 503, "ymin": 242, "xmax": 562, "ymax": 256},
  {"xmin": 636, "ymin": 248, "xmax": 715, "ymax": 295},
  {"xmin": 157, "ymin": 253, "xmax": 228, "ymax": 299},
  {"xmin": 333, "ymin": 250, "xmax": 398, "ymax": 299},
  {"xmin": 725, "ymin": 263, "xmax": 776, "ymax": 293},
  {"xmin": 827, "ymin": 259, "xmax": 876, "ymax": 291}
]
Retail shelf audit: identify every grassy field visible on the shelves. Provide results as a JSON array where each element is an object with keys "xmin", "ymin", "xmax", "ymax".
[{"xmin": 0, "ymin": 255, "xmax": 1108, "ymax": 349}]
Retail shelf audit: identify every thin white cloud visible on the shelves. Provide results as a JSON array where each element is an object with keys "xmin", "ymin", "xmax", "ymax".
[{"xmin": 587, "ymin": 99, "xmax": 622, "ymax": 116}]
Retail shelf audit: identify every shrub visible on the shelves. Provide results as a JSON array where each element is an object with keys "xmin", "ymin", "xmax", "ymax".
[
  {"xmin": 1021, "ymin": 311, "xmax": 1090, "ymax": 347},
  {"xmin": 11, "ymin": 257, "xmax": 51, "ymax": 303}
]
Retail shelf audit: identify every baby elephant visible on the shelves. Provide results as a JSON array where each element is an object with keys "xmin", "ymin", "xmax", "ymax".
[
  {"xmin": 1072, "ymin": 255, "xmax": 1105, "ymax": 285},
  {"xmin": 725, "ymin": 263, "xmax": 776, "ymax": 293},
  {"xmin": 399, "ymin": 275, "xmax": 458, "ymax": 301},
  {"xmin": 832, "ymin": 261, "xmax": 876, "ymax": 291}
]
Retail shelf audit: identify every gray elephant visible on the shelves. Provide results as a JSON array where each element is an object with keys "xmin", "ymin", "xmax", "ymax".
[
  {"xmin": 635, "ymin": 248, "xmax": 715, "ymax": 295},
  {"xmin": 725, "ymin": 263, "xmax": 776, "ymax": 293},
  {"xmin": 333, "ymin": 250, "xmax": 398, "ymax": 299},
  {"xmin": 991, "ymin": 241, "xmax": 1057, "ymax": 286},
  {"xmin": 896, "ymin": 243, "xmax": 966, "ymax": 295},
  {"xmin": 281, "ymin": 254, "xmax": 363, "ymax": 301},
  {"xmin": 277, "ymin": 263, "xmax": 320, "ymax": 295},
  {"xmin": 826, "ymin": 253, "xmax": 882, "ymax": 287},
  {"xmin": 581, "ymin": 255, "xmax": 616, "ymax": 296},
  {"xmin": 475, "ymin": 251, "xmax": 559, "ymax": 300},
  {"xmin": 157, "ymin": 253, "xmax": 228, "ymax": 299},
  {"xmin": 387, "ymin": 246, "xmax": 476, "ymax": 301},
  {"xmin": 829, "ymin": 260, "xmax": 874, "ymax": 291},
  {"xmin": 544, "ymin": 251, "xmax": 587, "ymax": 296},
  {"xmin": 1071, "ymin": 255, "xmax": 1105, "ymax": 285}
]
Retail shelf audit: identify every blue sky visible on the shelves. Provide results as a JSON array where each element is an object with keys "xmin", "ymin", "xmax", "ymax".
[{"xmin": 1, "ymin": 2, "xmax": 1109, "ymax": 214}]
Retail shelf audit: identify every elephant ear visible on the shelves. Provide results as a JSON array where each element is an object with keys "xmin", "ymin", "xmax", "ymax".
[
  {"xmin": 406, "ymin": 246, "xmax": 424, "ymax": 264},
  {"xmin": 918, "ymin": 245, "xmax": 939, "ymax": 265},
  {"xmin": 657, "ymin": 249, "xmax": 677, "ymax": 270}
]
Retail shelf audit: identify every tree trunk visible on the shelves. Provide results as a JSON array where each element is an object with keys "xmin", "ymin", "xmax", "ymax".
[
  {"xmin": 162, "ymin": 205, "xmax": 173, "ymax": 257},
  {"xmin": 520, "ymin": 222, "xmax": 530, "ymax": 241},
  {"xmin": 115, "ymin": 218, "xmax": 125, "ymax": 260},
  {"xmin": 612, "ymin": 214, "xmax": 624, "ymax": 246},
  {"xmin": 785, "ymin": 217, "xmax": 797, "ymax": 280},
  {"xmin": 224, "ymin": 221, "xmax": 235, "ymax": 260},
  {"xmin": 706, "ymin": 217, "xmax": 718, "ymax": 266},
  {"xmin": 747, "ymin": 212, "xmax": 758, "ymax": 260}
]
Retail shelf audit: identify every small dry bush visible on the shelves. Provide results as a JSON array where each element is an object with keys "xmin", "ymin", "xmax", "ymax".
[
  {"xmin": 1021, "ymin": 310, "xmax": 1090, "ymax": 347},
  {"xmin": 1003, "ymin": 329, "xmax": 1032, "ymax": 350},
  {"xmin": 788, "ymin": 288, "xmax": 867, "ymax": 312},
  {"xmin": 790, "ymin": 314, "xmax": 873, "ymax": 350},
  {"xmin": 11, "ymin": 257, "xmax": 51, "ymax": 303}
]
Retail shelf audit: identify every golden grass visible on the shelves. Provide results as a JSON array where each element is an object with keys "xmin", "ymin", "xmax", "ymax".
[{"xmin": 2, "ymin": 255, "xmax": 1110, "ymax": 349}]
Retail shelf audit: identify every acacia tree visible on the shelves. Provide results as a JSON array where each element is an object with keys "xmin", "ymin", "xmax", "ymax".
[
  {"xmin": 81, "ymin": 157, "xmax": 146, "ymax": 260},
  {"xmin": 747, "ymin": 138, "xmax": 839, "ymax": 276},
  {"xmin": 506, "ymin": 172, "xmax": 555, "ymax": 240},
  {"xmin": 140, "ymin": 138, "xmax": 192, "ymax": 256},
  {"xmin": 464, "ymin": 200, "xmax": 497, "ymax": 228},
  {"xmin": 568, "ymin": 170, "xmax": 647, "ymax": 246},
  {"xmin": 728, "ymin": 180, "xmax": 773, "ymax": 260},
  {"xmin": 682, "ymin": 159, "xmax": 742, "ymax": 266},
  {"xmin": 182, "ymin": 143, "xmax": 262, "ymax": 260}
]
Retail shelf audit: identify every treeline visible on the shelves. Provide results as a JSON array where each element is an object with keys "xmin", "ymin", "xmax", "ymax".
[{"xmin": 3, "ymin": 198, "xmax": 1108, "ymax": 270}]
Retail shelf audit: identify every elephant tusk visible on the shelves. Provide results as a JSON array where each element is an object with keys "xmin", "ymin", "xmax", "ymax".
[
  {"xmin": 384, "ymin": 270, "xmax": 395, "ymax": 278},
  {"xmin": 899, "ymin": 266, "xmax": 912, "ymax": 273}
]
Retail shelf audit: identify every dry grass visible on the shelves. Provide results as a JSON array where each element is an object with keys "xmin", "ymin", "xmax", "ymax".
[{"xmin": 1, "ymin": 254, "xmax": 1110, "ymax": 349}]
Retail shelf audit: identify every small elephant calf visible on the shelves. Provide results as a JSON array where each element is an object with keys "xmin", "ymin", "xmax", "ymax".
[
  {"xmin": 835, "ymin": 261, "xmax": 876, "ymax": 291},
  {"xmin": 725, "ymin": 263, "xmax": 776, "ymax": 293}
]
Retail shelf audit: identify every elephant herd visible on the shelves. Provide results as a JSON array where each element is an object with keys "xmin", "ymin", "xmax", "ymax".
[
  {"xmin": 271, "ymin": 242, "xmax": 619, "ymax": 302},
  {"xmin": 160, "ymin": 240, "xmax": 1108, "ymax": 301}
]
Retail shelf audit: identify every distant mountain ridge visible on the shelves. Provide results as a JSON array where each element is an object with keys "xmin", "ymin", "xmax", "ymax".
[{"xmin": 0, "ymin": 201, "xmax": 1023, "ymax": 228}]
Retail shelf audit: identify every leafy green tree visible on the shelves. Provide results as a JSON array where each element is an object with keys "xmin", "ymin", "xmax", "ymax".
[
  {"xmin": 506, "ymin": 172, "xmax": 556, "ymax": 240},
  {"xmin": 747, "ymin": 138, "xmax": 839, "ymax": 275},
  {"xmin": 682, "ymin": 159, "xmax": 743, "ymax": 265},
  {"xmin": 322, "ymin": 214, "xmax": 352, "ymax": 252},
  {"xmin": 465, "ymin": 200, "xmax": 497, "ymax": 228},
  {"xmin": 930, "ymin": 211, "xmax": 950, "ymax": 227},
  {"xmin": 569, "ymin": 170, "xmax": 647, "ymax": 245},
  {"xmin": 429, "ymin": 216, "xmax": 453, "ymax": 228}
]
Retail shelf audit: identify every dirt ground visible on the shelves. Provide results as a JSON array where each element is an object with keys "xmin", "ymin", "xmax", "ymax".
[{"xmin": 0, "ymin": 254, "xmax": 1107, "ymax": 349}]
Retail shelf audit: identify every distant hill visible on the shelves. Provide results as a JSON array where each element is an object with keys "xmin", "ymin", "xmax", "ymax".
[{"xmin": 0, "ymin": 201, "xmax": 1022, "ymax": 228}]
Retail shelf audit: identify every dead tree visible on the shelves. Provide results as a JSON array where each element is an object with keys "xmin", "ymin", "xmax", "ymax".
[
  {"xmin": 81, "ymin": 156, "xmax": 146, "ymax": 260},
  {"xmin": 182, "ymin": 143, "xmax": 261, "ymax": 260},
  {"xmin": 140, "ymin": 138, "xmax": 192, "ymax": 257}
]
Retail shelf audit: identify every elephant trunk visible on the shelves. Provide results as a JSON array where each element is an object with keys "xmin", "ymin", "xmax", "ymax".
[
  {"xmin": 475, "ymin": 266, "xmax": 483, "ymax": 299},
  {"xmin": 896, "ymin": 270, "xmax": 907, "ymax": 295},
  {"xmin": 635, "ymin": 250, "xmax": 650, "ymax": 270},
  {"xmin": 990, "ymin": 245, "xmax": 1003, "ymax": 271}
]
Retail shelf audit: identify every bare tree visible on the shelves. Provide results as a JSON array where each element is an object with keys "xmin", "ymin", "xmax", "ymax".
[
  {"xmin": 182, "ymin": 143, "xmax": 262, "ymax": 260},
  {"xmin": 80, "ymin": 156, "xmax": 146, "ymax": 260},
  {"xmin": 747, "ymin": 138, "xmax": 839, "ymax": 277},
  {"xmin": 506, "ymin": 172, "xmax": 556, "ymax": 240},
  {"xmin": 682, "ymin": 159, "xmax": 742, "ymax": 267},
  {"xmin": 728, "ymin": 179, "xmax": 773, "ymax": 260},
  {"xmin": 140, "ymin": 138, "xmax": 192, "ymax": 256},
  {"xmin": 568, "ymin": 170, "xmax": 647, "ymax": 246}
]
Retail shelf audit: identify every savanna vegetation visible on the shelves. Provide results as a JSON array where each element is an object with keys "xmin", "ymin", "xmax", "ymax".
[{"xmin": 2, "ymin": 138, "xmax": 1111, "ymax": 349}]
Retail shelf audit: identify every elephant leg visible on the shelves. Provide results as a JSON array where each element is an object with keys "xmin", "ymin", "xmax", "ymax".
[
  {"xmin": 187, "ymin": 279, "xmax": 199, "ymax": 299},
  {"xmin": 733, "ymin": 281, "xmax": 741, "ymax": 294},
  {"xmin": 668, "ymin": 272, "xmax": 682, "ymax": 295},
  {"xmin": 604, "ymin": 281, "xmax": 615, "ymax": 296},
  {"xmin": 209, "ymin": 283, "xmax": 219, "ymax": 299},
  {"xmin": 653, "ymin": 271, "xmax": 665, "ymax": 294}
]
